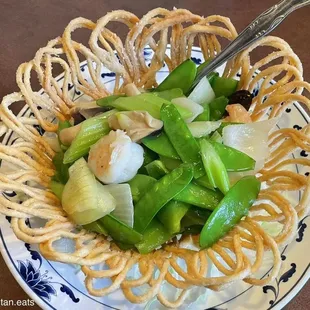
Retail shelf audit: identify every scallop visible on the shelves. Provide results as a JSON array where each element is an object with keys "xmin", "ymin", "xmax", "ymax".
[{"xmin": 88, "ymin": 130, "xmax": 144, "ymax": 184}]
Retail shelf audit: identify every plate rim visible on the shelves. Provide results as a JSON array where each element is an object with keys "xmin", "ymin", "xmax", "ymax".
[{"xmin": 0, "ymin": 46, "xmax": 309, "ymax": 310}]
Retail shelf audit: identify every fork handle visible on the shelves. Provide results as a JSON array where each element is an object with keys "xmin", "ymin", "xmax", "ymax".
[{"xmin": 193, "ymin": 0, "xmax": 310, "ymax": 87}]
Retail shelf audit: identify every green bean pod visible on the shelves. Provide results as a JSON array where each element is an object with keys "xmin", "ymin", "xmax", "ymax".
[
  {"xmin": 134, "ymin": 164, "xmax": 194, "ymax": 233},
  {"xmin": 200, "ymin": 176, "xmax": 261, "ymax": 249}
]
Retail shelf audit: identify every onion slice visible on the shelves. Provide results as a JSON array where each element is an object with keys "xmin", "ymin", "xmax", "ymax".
[
  {"xmin": 223, "ymin": 118, "xmax": 278, "ymax": 172},
  {"xmin": 172, "ymin": 97, "xmax": 203, "ymax": 123},
  {"xmin": 104, "ymin": 184, "xmax": 134, "ymax": 228}
]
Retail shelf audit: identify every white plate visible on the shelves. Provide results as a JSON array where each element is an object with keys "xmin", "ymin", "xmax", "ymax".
[{"xmin": 0, "ymin": 47, "xmax": 309, "ymax": 310}]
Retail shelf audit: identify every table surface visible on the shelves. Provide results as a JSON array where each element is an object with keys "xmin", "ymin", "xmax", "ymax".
[{"xmin": 0, "ymin": 0, "xmax": 309, "ymax": 309}]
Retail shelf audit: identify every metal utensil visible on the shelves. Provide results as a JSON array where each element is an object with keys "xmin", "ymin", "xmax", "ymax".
[{"xmin": 192, "ymin": 0, "xmax": 310, "ymax": 89}]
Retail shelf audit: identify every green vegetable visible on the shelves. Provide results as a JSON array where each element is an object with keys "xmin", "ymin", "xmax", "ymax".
[
  {"xmin": 175, "ymin": 182, "xmax": 223, "ymax": 210},
  {"xmin": 157, "ymin": 201, "xmax": 190, "ymax": 234},
  {"xmin": 62, "ymin": 158, "xmax": 116, "ymax": 225},
  {"xmin": 209, "ymin": 140, "xmax": 256, "ymax": 171},
  {"xmin": 143, "ymin": 132, "xmax": 180, "ymax": 160},
  {"xmin": 209, "ymin": 96, "xmax": 229, "ymax": 121},
  {"xmin": 196, "ymin": 59, "xmax": 212, "ymax": 76},
  {"xmin": 159, "ymin": 156, "xmax": 182, "ymax": 171},
  {"xmin": 182, "ymin": 225, "xmax": 203, "ymax": 235},
  {"xmin": 212, "ymin": 76, "xmax": 238, "ymax": 98},
  {"xmin": 63, "ymin": 110, "xmax": 116, "ymax": 164},
  {"xmin": 153, "ymin": 88, "xmax": 184, "ymax": 101},
  {"xmin": 128, "ymin": 174, "xmax": 157, "ymax": 203},
  {"xmin": 135, "ymin": 220, "xmax": 172, "ymax": 254},
  {"xmin": 99, "ymin": 215, "xmax": 142, "ymax": 245},
  {"xmin": 181, "ymin": 207, "xmax": 211, "ymax": 227},
  {"xmin": 99, "ymin": 93, "xmax": 192, "ymax": 120},
  {"xmin": 145, "ymin": 160, "xmax": 169, "ymax": 179},
  {"xmin": 115, "ymin": 242, "xmax": 134, "ymax": 251},
  {"xmin": 52, "ymin": 151, "xmax": 69, "ymax": 184},
  {"xmin": 134, "ymin": 164, "xmax": 194, "ymax": 233},
  {"xmin": 200, "ymin": 139, "xmax": 230, "ymax": 194},
  {"xmin": 83, "ymin": 221, "xmax": 108, "ymax": 236},
  {"xmin": 200, "ymin": 176, "xmax": 260, "ymax": 249},
  {"xmin": 58, "ymin": 120, "xmax": 71, "ymax": 150},
  {"xmin": 160, "ymin": 104, "xmax": 204, "ymax": 178},
  {"xmin": 96, "ymin": 94, "xmax": 125, "ymax": 107},
  {"xmin": 156, "ymin": 59, "xmax": 197, "ymax": 94},
  {"xmin": 139, "ymin": 147, "xmax": 159, "ymax": 174},
  {"xmin": 194, "ymin": 103, "xmax": 210, "ymax": 121},
  {"xmin": 49, "ymin": 180, "xmax": 64, "ymax": 200},
  {"xmin": 195, "ymin": 175, "xmax": 214, "ymax": 190},
  {"xmin": 208, "ymin": 72, "xmax": 220, "ymax": 86}
]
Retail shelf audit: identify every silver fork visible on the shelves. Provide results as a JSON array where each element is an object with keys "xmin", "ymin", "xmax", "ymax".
[{"xmin": 192, "ymin": 0, "xmax": 310, "ymax": 88}]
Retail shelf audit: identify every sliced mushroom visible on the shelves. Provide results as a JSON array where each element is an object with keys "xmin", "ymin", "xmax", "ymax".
[
  {"xmin": 124, "ymin": 83, "xmax": 141, "ymax": 97},
  {"xmin": 108, "ymin": 111, "xmax": 163, "ymax": 142}
]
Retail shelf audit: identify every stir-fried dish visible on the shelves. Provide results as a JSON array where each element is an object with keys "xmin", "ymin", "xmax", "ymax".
[
  {"xmin": 1, "ymin": 8, "xmax": 309, "ymax": 308},
  {"xmin": 50, "ymin": 59, "xmax": 273, "ymax": 253}
]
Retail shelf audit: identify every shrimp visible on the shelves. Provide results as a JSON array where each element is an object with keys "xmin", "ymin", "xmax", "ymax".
[
  {"xmin": 88, "ymin": 130, "xmax": 144, "ymax": 184},
  {"xmin": 225, "ymin": 104, "xmax": 252, "ymax": 123}
]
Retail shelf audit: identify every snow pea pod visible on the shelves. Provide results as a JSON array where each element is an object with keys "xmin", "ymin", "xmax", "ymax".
[
  {"xmin": 134, "ymin": 164, "xmax": 194, "ymax": 233},
  {"xmin": 128, "ymin": 174, "xmax": 156, "ymax": 203},
  {"xmin": 142, "ymin": 132, "xmax": 180, "ymax": 160},
  {"xmin": 159, "ymin": 156, "xmax": 182, "ymax": 171},
  {"xmin": 99, "ymin": 215, "xmax": 142, "ymax": 245},
  {"xmin": 156, "ymin": 59, "xmax": 197, "ymax": 94},
  {"xmin": 212, "ymin": 76, "xmax": 238, "ymax": 98},
  {"xmin": 194, "ymin": 102, "xmax": 210, "ymax": 122},
  {"xmin": 135, "ymin": 219, "xmax": 172, "ymax": 254},
  {"xmin": 200, "ymin": 139, "xmax": 230, "ymax": 194},
  {"xmin": 145, "ymin": 160, "xmax": 169, "ymax": 179},
  {"xmin": 157, "ymin": 201, "xmax": 190, "ymax": 234},
  {"xmin": 199, "ymin": 176, "xmax": 261, "ymax": 249},
  {"xmin": 138, "ymin": 147, "xmax": 159, "ymax": 174},
  {"xmin": 83, "ymin": 221, "xmax": 108, "ymax": 236},
  {"xmin": 174, "ymin": 182, "xmax": 223, "ymax": 210},
  {"xmin": 209, "ymin": 140, "xmax": 256, "ymax": 171},
  {"xmin": 209, "ymin": 96, "xmax": 229, "ymax": 121},
  {"xmin": 161, "ymin": 104, "xmax": 204, "ymax": 178},
  {"xmin": 196, "ymin": 59, "xmax": 212, "ymax": 76},
  {"xmin": 208, "ymin": 72, "xmax": 220, "ymax": 86},
  {"xmin": 181, "ymin": 207, "xmax": 212, "ymax": 227}
]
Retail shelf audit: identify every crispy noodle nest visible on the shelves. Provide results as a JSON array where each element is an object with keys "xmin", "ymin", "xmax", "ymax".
[{"xmin": 0, "ymin": 8, "xmax": 310, "ymax": 308}]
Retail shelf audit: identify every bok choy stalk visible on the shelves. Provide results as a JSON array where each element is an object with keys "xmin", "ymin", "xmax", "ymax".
[
  {"xmin": 62, "ymin": 158, "xmax": 116, "ymax": 225},
  {"xmin": 63, "ymin": 110, "xmax": 116, "ymax": 164}
]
